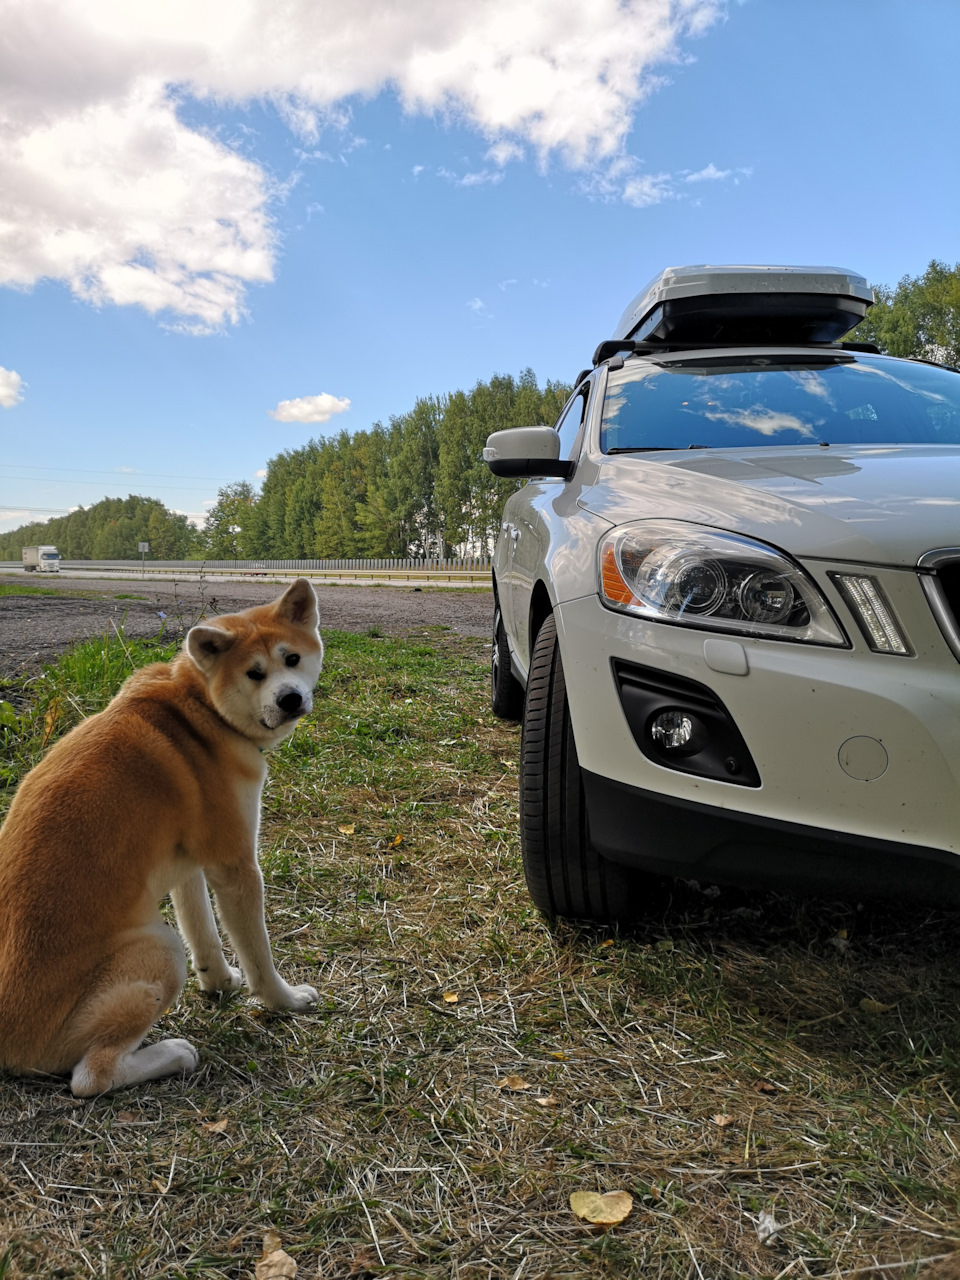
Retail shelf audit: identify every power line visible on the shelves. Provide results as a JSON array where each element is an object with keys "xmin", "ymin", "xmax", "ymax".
[
  {"xmin": 0, "ymin": 463, "xmax": 242, "ymax": 484},
  {"xmin": 1, "ymin": 475, "xmax": 218, "ymax": 495}
]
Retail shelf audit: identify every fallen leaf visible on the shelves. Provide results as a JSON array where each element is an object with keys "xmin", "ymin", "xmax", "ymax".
[
  {"xmin": 755, "ymin": 1209, "xmax": 785, "ymax": 1245},
  {"xmin": 536, "ymin": 1095, "xmax": 561, "ymax": 1107},
  {"xmin": 151, "ymin": 1179, "xmax": 167, "ymax": 1195},
  {"xmin": 498, "ymin": 1075, "xmax": 530, "ymax": 1091},
  {"xmin": 755, "ymin": 1081, "xmax": 778, "ymax": 1096},
  {"xmin": 202, "ymin": 1118, "xmax": 229, "ymax": 1134},
  {"xmin": 338, "ymin": 824, "xmax": 355, "ymax": 835},
  {"xmin": 256, "ymin": 1230, "xmax": 297, "ymax": 1279},
  {"xmin": 499, "ymin": 758, "xmax": 515, "ymax": 767},
  {"xmin": 600, "ymin": 939, "xmax": 615, "ymax": 949},
  {"xmin": 388, "ymin": 833, "xmax": 403, "ymax": 847},
  {"xmin": 712, "ymin": 1114, "xmax": 736, "ymax": 1128},
  {"xmin": 656, "ymin": 939, "xmax": 674, "ymax": 952},
  {"xmin": 442, "ymin": 992, "xmax": 459, "ymax": 1004},
  {"xmin": 549, "ymin": 1051, "xmax": 567, "ymax": 1061},
  {"xmin": 860, "ymin": 997, "xmax": 896, "ymax": 1014},
  {"xmin": 570, "ymin": 1190, "xmax": 633, "ymax": 1226},
  {"xmin": 116, "ymin": 1111, "xmax": 138, "ymax": 1123}
]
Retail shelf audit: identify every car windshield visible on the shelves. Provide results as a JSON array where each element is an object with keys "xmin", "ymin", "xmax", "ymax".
[{"xmin": 601, "ymin": 353, "xmax": 960, "ymax": 451}]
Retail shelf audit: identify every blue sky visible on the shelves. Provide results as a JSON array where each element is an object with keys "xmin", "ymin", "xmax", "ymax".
[{"xmin": 1, "ymin": 0, "xmax": 958, "ymax": 533}]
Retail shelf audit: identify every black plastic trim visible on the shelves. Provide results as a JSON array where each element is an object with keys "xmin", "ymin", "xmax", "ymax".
[
  {"xmin": 486, "ymin": 457, "xmax": 576, "ymax": 480},
  {"xmin": 612, "ymin": 659, "xmax": 760, "ymax": 786},
  {"xmin": 582, "ymin": 771, "xmax": 960, "ymax": 904}
]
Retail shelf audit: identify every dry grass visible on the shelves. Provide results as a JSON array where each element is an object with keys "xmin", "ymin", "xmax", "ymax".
[{"xmin": 2, "ymin": 625, "xmax": 960, "ymax": 1278}]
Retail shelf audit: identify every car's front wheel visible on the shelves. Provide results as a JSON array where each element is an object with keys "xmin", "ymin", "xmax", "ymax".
[
  {"xmin": 491, "ymin": 603, "xmax": 524, "ymax": 721},
  {"xmin": 520, "ymin": 614, "xmax": 643, "ymax": 925}
]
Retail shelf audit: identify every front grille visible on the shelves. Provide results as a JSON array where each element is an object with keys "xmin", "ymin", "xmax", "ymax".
[{"xmin": 918, "ymin": 550, "xmax": 960, "ymax": 662}]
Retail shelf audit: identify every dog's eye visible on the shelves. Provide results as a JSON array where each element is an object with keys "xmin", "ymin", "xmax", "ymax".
[
  {"xmin": 285, "ymin": 654, "xmax": 300, "ymax": 668},
  {"xmin": 247, "ymin": 669, "xmax": 266, "ymax": 682}
]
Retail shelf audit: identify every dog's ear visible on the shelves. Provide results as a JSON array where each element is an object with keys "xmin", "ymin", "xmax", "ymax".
[
  {"xmin": 274, "ymin": 577, "xmax": 319, "ymax": 630},
  {"xmin": 186, "ymin": 624, "xmax": 237, "ymax": 672}
]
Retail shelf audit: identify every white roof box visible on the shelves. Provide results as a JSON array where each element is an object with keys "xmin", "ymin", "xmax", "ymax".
[{"xmin": 614, "ymin": 264, "xmax": 874, "ymax": 346}]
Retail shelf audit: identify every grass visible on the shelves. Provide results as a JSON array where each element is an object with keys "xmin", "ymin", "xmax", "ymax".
[
  {"xmin": 1, "ymin": 626, "xmax": 959, "ymax": 1278},
  {"xmin": 0, "ymin": 584, "xmax": 65, "ymax": 598}
]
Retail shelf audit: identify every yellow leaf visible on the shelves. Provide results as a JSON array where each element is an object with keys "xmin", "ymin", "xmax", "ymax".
[
  {"xmin": 550, "ymin": 1051, "xmax": 567, "ymax": 1061},
  {"xmin": 388, "ymin": 832, "xmax": 403, "ymax": 847},
  {"xmin": 202, "ymin": 1118, "xmax": 229, "ymax": 1134},
  {"xmin": 41, "ymin": 697, "xmax": 62, "ymax": 749},
  {"xmin": 860, "ymin": 997, "xmax": 896, "ymax": 1014},
  {"xmin": 256, "ymin": 1231, "xmax": 297, "ymax": 1279},
  {"xmin": 570, "ymin": 1190, "xmax": 633, "ymax": 1226},
  {"xmin": 498, "ymin": 1075, "xmax": 530, "ymax": 1091},
  {"xmin": 338, "ymin": 824, "xmax": 355, "ymax": 835},
  {"xmin": 600, "ymin": 939, "xmax": 615, "ymax": 949},
  {"xmin": 712, "ymin": 1114, "xmax": 736, "ymax": 1128},
  {"xmin": 442, "ymin": 992, "xmax": 459, "ymax": 1004},
  {"xmin": 536, "ymin": 1095, "xmax": 561, "ymax": 1107}
]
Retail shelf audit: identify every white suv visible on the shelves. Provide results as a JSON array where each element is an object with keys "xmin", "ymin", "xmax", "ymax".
[{"xmin": 484, "ymin": 265, "xmax": 960, "ymax": 924}]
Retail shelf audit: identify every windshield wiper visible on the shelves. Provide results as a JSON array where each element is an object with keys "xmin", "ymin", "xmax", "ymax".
[{"xmin": 606, "ymin": 444, "xmax": 710, "ymax": 453}]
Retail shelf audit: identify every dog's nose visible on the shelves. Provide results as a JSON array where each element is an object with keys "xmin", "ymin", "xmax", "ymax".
[{"xmin": 277, "ymin": 691, "xmax": 303, "ymax": 716}]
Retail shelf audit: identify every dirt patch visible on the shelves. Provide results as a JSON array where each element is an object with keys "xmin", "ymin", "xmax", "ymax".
[{"xmin": 0, "ymin": 573, "xmax": 493, "ymax": 681}]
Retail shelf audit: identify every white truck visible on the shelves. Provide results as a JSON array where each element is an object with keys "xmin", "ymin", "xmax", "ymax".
[{"xmin": 22, "ymin": 545, "xmax": 61, "ymax": 573}]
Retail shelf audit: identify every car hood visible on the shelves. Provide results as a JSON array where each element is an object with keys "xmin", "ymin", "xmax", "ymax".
[{"xmin": 578, "ymin": 445, "xmax": 960, "ymax": 566}]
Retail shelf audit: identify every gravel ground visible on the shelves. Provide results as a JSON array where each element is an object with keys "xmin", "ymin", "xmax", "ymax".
[{"xmin": 0, "ymin": 572, "xmax": 493, "ymax": 681}]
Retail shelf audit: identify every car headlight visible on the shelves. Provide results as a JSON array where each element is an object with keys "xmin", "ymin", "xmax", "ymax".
[{"xmin": 599, "ymin": 521, "xmax": 848, "ymax": 645}]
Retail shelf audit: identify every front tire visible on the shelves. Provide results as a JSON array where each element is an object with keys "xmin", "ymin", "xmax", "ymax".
[
  {"xmin": 520, "ymin": 614, "xmax": 641, "ymax": 925},
  {"xmin": 491, "ymin": 603, "xmax": 524, "ymax": 721}
]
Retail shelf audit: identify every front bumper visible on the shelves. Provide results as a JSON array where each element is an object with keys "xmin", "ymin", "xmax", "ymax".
[
  {"xmin": 554, "ymin": 576, "xmax": 960, "ymax": 868},
  {"xmin": 583, "ymin": 771, "xmax": 960, "ymax": 902}
]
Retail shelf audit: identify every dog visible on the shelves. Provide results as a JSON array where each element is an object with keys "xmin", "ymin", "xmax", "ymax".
[{"xmin": 0, "ymin": 577, "xmax": 324, "ymax": 1097}]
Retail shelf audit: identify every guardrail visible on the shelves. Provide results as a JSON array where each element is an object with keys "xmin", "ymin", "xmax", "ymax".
[{"xmin": 0, "ymin": 558, "xmax": 492, "ymax": 585}]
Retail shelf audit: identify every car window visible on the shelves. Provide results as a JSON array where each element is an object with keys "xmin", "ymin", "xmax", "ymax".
[
  {"xmin": 601, "ymin": 354, "xmax": 960, "ymax": 451},
  {"xmin": 556, "ymin": 386, "xmax": 589, "ymax": 459}
]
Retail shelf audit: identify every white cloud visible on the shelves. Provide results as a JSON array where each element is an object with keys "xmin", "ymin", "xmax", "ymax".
[
  {"xmin": 486, "ymin": 140, "xmax": 525, "ymax": 166},
  {"xmin": 0, "ymin": 0, "xmax": 725, "ymax": 328},
  {"xmin": 0, "ymin": 366, "xmax": 24, "ymax": 408},
  {"xmin": 684, "ymin": 162, "xmax": 730, "ymax": 182},
  {"xmin": 255, "ymin": 468, "xmax": 267, "ymax": 478},
  {"xmin": 622, "ymin": 170, "xmax": 674, "ymax": 207},
  {"xmin": 269, "ymin": 392, "xmax": 351, "ymax": 424},
  {"xmin": 440, "ymin": 166, "xmax": 504, "ymax": 187},
  {"xmin": 467, "ymin": 297, "xmax": 492, "ymax": 319},
  {"xmin": 498, "ymin": 278, "xmax": 518, "ymax": 291}
]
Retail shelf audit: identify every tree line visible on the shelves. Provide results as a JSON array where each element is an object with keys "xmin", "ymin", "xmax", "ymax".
[{"xmin": 0, "ymin": 370, "xmax": 571, "ymax": 562}]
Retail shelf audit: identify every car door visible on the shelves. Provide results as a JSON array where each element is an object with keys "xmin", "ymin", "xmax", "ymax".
[{"xmin": 509, "ymin": 383, "xmax": 591, "ymax": 672}]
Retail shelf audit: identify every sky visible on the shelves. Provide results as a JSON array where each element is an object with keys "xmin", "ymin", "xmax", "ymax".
[{"xmin": 1, "ymin": 0, "xmax": 959, "ymax": 533}]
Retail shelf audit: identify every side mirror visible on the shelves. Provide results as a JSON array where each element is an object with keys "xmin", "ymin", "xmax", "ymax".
[{"xmin": 482, "ymin": 426, "xmax": 576, "ymax": 480}]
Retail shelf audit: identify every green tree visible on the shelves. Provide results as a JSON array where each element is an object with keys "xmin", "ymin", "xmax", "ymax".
[
  {"xmin": 848, "ymin": 260, "xmax": 960, "ymax": 365},
  {"xmin": 202, "ymin": 481, "xmax": 257, "ymax": 558}
]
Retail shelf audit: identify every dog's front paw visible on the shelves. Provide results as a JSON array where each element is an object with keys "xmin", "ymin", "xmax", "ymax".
[
  {"xmin": 261, "ymin": 982, "xmax": 319, "ymax": 1012},
  {"xmin": 197, "ymin": 964, "xmax": 243, "ymax": 996}
]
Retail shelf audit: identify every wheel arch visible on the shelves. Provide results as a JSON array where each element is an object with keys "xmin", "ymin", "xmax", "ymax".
[{"xmin": 528, "ymin": 580, "xmax": 555, "ymax": 655}]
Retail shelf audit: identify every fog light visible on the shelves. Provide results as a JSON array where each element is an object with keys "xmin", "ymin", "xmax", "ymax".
[{"xmin": 649, "ymin": 709, "xmax": 706, "ymax": 755}]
